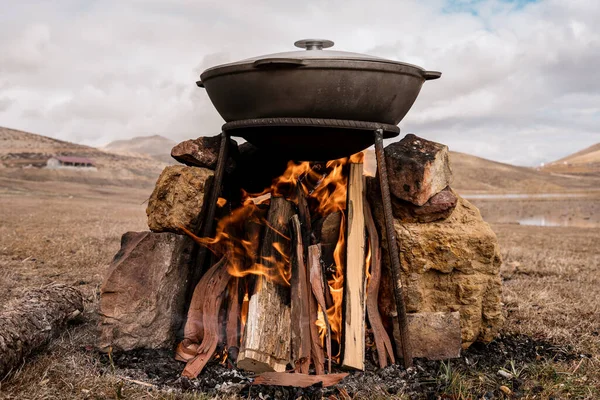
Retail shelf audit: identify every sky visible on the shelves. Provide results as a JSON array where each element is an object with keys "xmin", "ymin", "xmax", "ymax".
[{"xmin": 1, "ymin": 0, "xmax": 599, "ymax": 166}]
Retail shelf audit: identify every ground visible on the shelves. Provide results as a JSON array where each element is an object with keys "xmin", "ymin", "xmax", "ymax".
[{"xmin": 0, "ymin": 173, "xmax": 599, "ymax": 399}]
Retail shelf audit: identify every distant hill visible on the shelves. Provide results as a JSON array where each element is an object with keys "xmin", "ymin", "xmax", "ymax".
[
  {"xmin": 541, "ymin": 142, "xmax": 600, "ymax": 177},
  {"xmin": 365, "ymin": 148, "xmax": 600, "ymax": 193},
  {"xmin": 0, "ymin": 126, "xmax": 166, "ymax": 187},
  {"xmin": 103, "ymin": 135, "xmax": 177, "ymax": 164}
]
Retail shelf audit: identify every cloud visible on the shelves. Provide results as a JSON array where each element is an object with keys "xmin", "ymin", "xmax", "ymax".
[{"xmin": 0, "ymin": 0, "xmax": 598, "ymax": 165}]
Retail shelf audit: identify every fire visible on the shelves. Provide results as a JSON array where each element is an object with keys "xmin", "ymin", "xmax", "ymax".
[{"xmin": 187, "ymin": 151, "xmax": 365, "ymax": 359}]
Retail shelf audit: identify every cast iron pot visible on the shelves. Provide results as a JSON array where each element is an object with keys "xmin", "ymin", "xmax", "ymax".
[{"xmin": 198, "ymin": 39, "xmax": 441, "ymax": 159}]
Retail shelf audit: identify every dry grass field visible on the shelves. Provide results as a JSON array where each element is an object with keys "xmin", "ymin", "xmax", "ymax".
[{"xmin": 0, "ymin": 171, "xmax": 598, "ymax": 399}]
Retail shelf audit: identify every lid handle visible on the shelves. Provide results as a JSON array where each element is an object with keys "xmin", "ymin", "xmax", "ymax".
[{"xmin": 294, "ymin": 39, "xmax": 334, "ymax": 51}]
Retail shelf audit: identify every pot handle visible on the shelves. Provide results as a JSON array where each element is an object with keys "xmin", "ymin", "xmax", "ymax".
[
  {"xmin": 253, "ymin": 58, "xmax": 305, "ymax": 68},
  {"xmin": 423, "ymin": 71, "xmax": 442, "ymax": 80},
  {"xmin": 196, "ymin": 80, "xmax": 205, "ymax": 88}
]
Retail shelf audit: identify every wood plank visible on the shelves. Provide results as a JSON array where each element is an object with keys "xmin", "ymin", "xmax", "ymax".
[
  {"xmin": 290, "ymin": 215, "xmax": 312, "ymax": 374},
  {"xmin": 237, "ymin": 197, "xmax": 293, "ymax": 373},
  {"xmin": 342, "ymin": 162, "xmax": 366, "ymax": 371},
  {"xmin": 308, "ymin": 244, "xmax": 332, "ymax": 373},
  {"xmin": 252, "ymin": 372, "xmax": 349, "ymax": 388}
]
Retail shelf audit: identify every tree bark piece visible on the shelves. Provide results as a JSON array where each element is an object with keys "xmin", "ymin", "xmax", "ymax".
[
  {"xmin": 176, "ymin": 257, "xmax": 231, "ymax": 378},
  {"xmin": 252, "ymin": 372, "xmax": 349, "ymax": 388},
  {"xmin": 0, "ymin": 284, "xmax": 83, "ymax": 378},
  {"xmin": 289, "ymin": 215, "xmax": 312, "ymax": 374},
  {"xmin": 237, "ymin": 197, "xmax": 293, "ymax": 373},
  {"xmin": 308, "ymin": 244, "xmax": 332, "ymax": 373},
  {"xmin": 364, "ymin": 198, "xmax": 395, "ymax": 368},
  {"xmin": 342, "ymin": 162, "xmax": 366, "ymax": 371}
]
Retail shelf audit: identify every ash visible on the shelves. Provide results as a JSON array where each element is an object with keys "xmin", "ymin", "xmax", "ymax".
[{"xmin": 101, "ymin": 334, "xmax": 578, "ymax": 399}]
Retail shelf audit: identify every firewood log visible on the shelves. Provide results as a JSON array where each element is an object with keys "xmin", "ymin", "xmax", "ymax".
[
  {"xmin": 342, "ymin": 163, "xmax": 366, "ymax": 371},
  {"xmin": 290, "ymin": 215, "xmax": 312, "ymax": 373},
  {"xmin": 0, "ymin": 284, "xmax": 83, "ymax": 378},
  {"xmin": 237, "ymin": 197, "xmax": 293, "ymax": 373}
]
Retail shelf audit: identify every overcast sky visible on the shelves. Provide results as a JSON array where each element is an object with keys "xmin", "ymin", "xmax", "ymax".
[{"xmin": 1, "ymin": 0, "xmax": 599, "ymax": 166}]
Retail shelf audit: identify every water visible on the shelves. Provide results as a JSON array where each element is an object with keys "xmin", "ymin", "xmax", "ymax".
[
  {"xmin": 517, "ymin": 216, "xmax": 597, "ymax": 228},
  {"xmin": 463, "ymin": 193, "xmax": 587, "ymax": 200}
]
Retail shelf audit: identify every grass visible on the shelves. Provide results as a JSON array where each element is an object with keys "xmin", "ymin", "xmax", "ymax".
[{"xmin": 1, "ymin": 175, "xmax": 599, "ymax": 398}]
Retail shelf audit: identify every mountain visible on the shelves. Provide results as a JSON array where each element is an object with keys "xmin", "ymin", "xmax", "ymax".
[
  {"xmin": 0, "ymin": 126, "xmax": 166, "ymax": 187},
  {"xmin": 103, "ymin": 135, "xmax": 176, "ymax": 164},
  {"xmin": 540, "ymin": 143, "xmax": 600, "ymax": 177}
]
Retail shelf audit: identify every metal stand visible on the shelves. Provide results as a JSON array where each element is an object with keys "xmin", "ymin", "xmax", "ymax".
[
  {"xmin": 374, "ymin": 128, "xmax": 413, "ymax": 369},
  {"xmin": 194, "ymin": 131, "xmax": 230, "ymax": 273}
]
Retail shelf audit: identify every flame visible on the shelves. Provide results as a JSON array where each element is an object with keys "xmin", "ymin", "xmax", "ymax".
[
  {"xmin": 217, "ymin": 197, "xmax": 227, "ymax": 207},
  {"xmin": 186, "ymin": 151, "xmax": 365, "ymax": 361}
]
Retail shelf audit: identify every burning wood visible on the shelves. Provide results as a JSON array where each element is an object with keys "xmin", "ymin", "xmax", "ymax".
[
  {"xmin": 237, "ymin": 197, "xmax": 294, "ymax": 373},
  {"xmin": 290, "ymin": 214, "xmax": 312, "ymax": 373},
  {"xmin": 174, "ymin": 152, "xmax": 404, "ymax": 379}
]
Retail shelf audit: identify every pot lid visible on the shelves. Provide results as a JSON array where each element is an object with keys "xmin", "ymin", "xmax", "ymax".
[
  {"xmin": 248, "ymin": 39, "xmax": 391, "ymax": 62},
  {"xmin": 204, "ymin": 39, "xmax": 432, "ymax": 70}
]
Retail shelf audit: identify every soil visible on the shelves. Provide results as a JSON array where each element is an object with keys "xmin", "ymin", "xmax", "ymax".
[{"xmin": 101, "ymin": 334, "xmax": 578, "ymax": 399}]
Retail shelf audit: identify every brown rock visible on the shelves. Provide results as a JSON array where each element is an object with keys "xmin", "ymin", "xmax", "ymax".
[
  {"xmin": 98, "ymin": 231, "xmax": 195, "ymax": 351},
  {"xmin": 385, "ymin": 134, "xmax": 452, "ymax": 206},
  {"xmin": 369, "ymin": 180, "xmax": 503, "ymax": 348},
  {"xmin": 146, "ymin": 165, "xmax": 213, "ymax": 234},
  {"xmin": 391, "ymin": 186, "xmax": 458, "ymax": 223},
  {"xmin": 171, "ymin": 135, "xmax": 239, "ymax": 173}
]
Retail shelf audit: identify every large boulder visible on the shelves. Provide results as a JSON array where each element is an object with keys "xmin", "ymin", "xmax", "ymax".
[
  {"xmin": 384, "ymin": 134, "xmax": 452, "ymax": 206},
  {"xmin": 98, "ymin": 231, "xmax": 195, "ymax": 352},
  {"xmin": 146, "ymin": 165, "xmax": 213, "ymax": 234},
  {"xmin": 369, "ymin": 179, "xmax": 503, "ymax": 348}
]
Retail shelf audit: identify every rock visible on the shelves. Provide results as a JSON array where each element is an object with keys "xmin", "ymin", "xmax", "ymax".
[
  {"xmin": 384, "ymin": 134, "xmax": 452, "ymax": 206},
  {"xmin": 171, "ymin": 135, "xmax": 239, "ymax": 173},
  {"xmin": 369, "ymin": 178, "xmax": 503, "ymax": 348},
  {"xmin": 391, "ymin": 186, "xmax": 458, "ymax": 223},
  {"xmin": 146, "ymin": 165, "xmax": 213, "ymax": 234},
  {"xmin": 99, "ymin": 231, "xmax": 195, "ymax": 352}
]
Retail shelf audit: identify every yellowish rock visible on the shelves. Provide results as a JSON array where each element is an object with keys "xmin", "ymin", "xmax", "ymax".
[
  {"xmin": 369, "ymin": 181, "xmax": 504, "ymax": 348},
  {"xmin": 146, "ymin": 165, "xmax": 213, "ymax": 234}
]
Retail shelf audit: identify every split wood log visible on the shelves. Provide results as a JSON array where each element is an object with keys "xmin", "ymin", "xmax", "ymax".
[
  {"xmin": 289, "ymin": 215, "xmax": 312, "ymax": 374},
  {"xmin": 226, "ymin": 278, "xmax": 241, "ymax": 361},
  {"xmin": 342, "ymin": 162, "xmax": 366, "ymax": 371},
  {"xmin": 176, "ymin": 257, "xmax": 231, "ymax": 378},
  {"xmin": 314, "ymin": 211, "xmax": 339, "ymax": 309},
  {"xmin": 364, "ymin": 198, "xmax": 396, "ymax": 368},
  {"xmin": 252, "ymin": 372, "xmax": 349, "ymax": 388},
  {"xmin": 237, "ymin": 197, "xmax": 293, "ymax": 373},
  {"xmin": 308, "ymin": 244, "xmax": 332, "ymax": 373},
  {"xmin": 0, "ymin": 284, "xmax": 83, "ymax": 378},
  {"xmin": 295, "ymin": 185, "xmax": 325, "ymax": 374}
]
